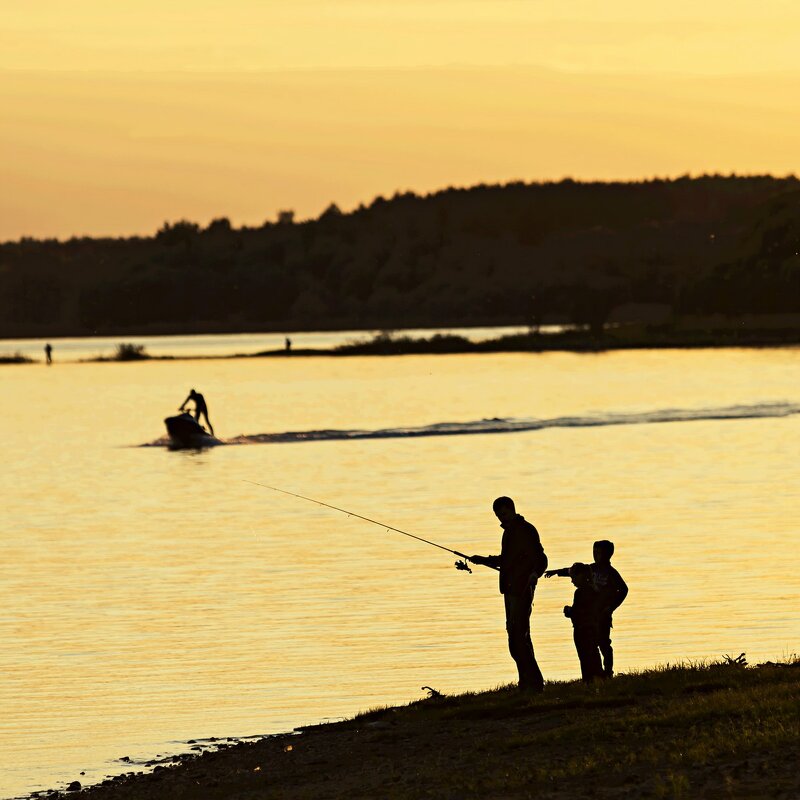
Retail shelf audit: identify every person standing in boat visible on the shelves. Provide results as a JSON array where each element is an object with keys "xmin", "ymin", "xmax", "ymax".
[
  {"xmin": 469, "ymin": 496, "xmax": 548, "ymax": 692},
  {"xmin": 179, "ymin": 388, "xmax": 214, "ymax": 436}
]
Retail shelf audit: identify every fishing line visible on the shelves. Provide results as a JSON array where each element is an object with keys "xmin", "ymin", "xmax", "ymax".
[{"xmin": 242, "ymin": 479, "xmax": 493, "ymax": 573}]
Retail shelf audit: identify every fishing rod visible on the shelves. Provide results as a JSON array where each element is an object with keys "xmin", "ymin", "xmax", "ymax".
[{"xmin": 243, "ymin": 479, "xmax": 497, "ymax": 573}]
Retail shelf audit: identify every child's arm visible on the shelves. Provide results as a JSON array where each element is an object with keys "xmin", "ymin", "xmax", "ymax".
[
  {"xmin": 609, "ymin": 568, "xmax": 629, "ymax": 611},
  {"xmin": 544, "ymin": 567, "xmax": 570, "ymax": 578}
]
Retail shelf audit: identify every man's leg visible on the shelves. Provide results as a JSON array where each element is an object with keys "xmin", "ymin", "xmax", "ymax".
[
  {"xmin": 504, "ymin": 590, "xmax": 544, "ymax": 691},
  {"xmin": 202, "ymin": 412, "xmax": 214, "ymax": 436}
]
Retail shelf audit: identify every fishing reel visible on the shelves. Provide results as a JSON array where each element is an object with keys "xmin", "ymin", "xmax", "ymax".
[{"xmin": 454, "ymin": 558, "xmax": 472, "ymax": 574}]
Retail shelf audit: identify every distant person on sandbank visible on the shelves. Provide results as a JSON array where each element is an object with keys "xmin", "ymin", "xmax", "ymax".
[
  {"xmin": 285, "ymin": 337, "xmax": 292, "ymax": 352},
  {"xmin": 44, "ymin": 343, "xmax": 52, "ymax": 365},
  {"xmin": 179, "ymin": 388, "xmax": 214, "ymax": 436},
  {"xmin": 469, "ymin": 496, "xmax": 548, "ymax": 692}
]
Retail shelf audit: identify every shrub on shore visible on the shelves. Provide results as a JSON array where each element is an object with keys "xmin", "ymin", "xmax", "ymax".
[
  {"xmin": 0, "ymin": 351, "xmax": 33, "ymax": 364},
  {"xmin": 113, "ymin": 343, "xmax": 148, "ymax": 361},
  {"xmin": 335, "ymin": 331, "xmax": 474, "ymax": 355},
  {"xmin": 86, "ymin": 343, "xmax": 151, "ymax": 362}
]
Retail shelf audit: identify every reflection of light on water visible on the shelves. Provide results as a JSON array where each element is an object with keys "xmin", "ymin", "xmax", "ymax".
[
  {"xmin": 142, "ymin": 401, "xmax": 800, "ymax": 447},
  {"xmin": 1, "ymin": 347, "xmax": 799, "ymax": 798}
]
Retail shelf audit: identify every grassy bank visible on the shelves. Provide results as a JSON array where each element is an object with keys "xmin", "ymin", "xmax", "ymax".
[
  {"xmin": 244, "ymin": 327, "xmax": 800, "ymax": 357},
  {"xmin": 320, "ymin": 328, "xmax": 800, "ymax": 356},
  {"xmin": 53, "ymin": 659, "xmax": 800, "ymax": 800}
]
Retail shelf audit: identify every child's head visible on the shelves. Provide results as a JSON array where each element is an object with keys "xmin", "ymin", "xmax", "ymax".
[
  {"xmin": 593, "ymin": 539, "xmax": 615, "ymax": 564},
  {"xmin": 569, "ymin": 562, "xmax": 592, "ymax": 588}
]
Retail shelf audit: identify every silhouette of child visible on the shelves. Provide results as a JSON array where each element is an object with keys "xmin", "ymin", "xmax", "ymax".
[
  {"xmin": 563, "ymin": 563, "xmax": 603, "ymax": 683},
  {"xmin": 589, "ymin": 540, "xmax": 628, "ymax": 676},
  {"xmin": 546, "ymin": 539, "xmax": 628, "ymax": 676}
]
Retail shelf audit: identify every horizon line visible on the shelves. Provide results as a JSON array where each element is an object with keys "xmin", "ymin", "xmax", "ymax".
[{"xmin": 5, "ymin": 64, "xmax": 800, "ymax": 80}]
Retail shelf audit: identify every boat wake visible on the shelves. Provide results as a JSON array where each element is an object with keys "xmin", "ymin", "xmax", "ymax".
[{"xmin": 141, "ymin": 401, "xmax": 800, "ymax": 447}]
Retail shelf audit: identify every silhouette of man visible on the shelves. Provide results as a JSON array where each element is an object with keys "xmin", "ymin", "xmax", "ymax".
[
  {"xmin": 44, "ymin": 343, "xmax": 52, "ymax": 365},
  {"xmin": 179, "ymin": 388, "xmax": 214, "ymax": 436},
  {"xmin": 285, "ymin": 337, "xmax": 292, "ymax": 352},
  {"xmin": 470, "ymin": 497, "xmax": 548, "ymax": 692}
]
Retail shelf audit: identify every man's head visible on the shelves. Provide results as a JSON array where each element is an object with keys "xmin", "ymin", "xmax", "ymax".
[
  {"xmin": 492, "ymin": 496, "xmax": 516, "ymax": 524},
  {"xmin": 189, "ymin": 388, "xmax": 197, "ymax": 397},
  {"xmin": 569, "ymin": 562, "xmax": 593, "ymax": 588},
  {"xmin": 593, "ymin": 540, "xmax": 615, "ymax": 564}
]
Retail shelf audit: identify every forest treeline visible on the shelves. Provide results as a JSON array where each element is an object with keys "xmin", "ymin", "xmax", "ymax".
[{"xmin": 2, "ymin": 175, "xmax": 800, "ymax": 338}]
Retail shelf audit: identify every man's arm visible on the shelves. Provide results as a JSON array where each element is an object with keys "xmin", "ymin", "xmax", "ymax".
[
  {"xmin": 179, "ymin": 393, "xmax": 191, "ymax": 411},
  {"xmin": 470, "ymin": 554, "xmax": 501, "ymax": 569},
  {"xmin": 544, "ymin": 567, "xmax": 570, "ymax": 578}
]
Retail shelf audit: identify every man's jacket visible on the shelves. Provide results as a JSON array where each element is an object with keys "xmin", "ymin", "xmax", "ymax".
[{"xmin": 484, "ymin": 515, "xmax": 547, "ymax": 594}]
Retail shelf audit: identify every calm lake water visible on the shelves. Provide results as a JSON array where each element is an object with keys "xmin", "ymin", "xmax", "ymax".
[{"xmin": 1, "ymin": 345, "xmax": 799, "ymax": 797}]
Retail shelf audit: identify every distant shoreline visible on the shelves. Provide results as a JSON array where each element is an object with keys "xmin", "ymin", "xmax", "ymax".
[
  {"xmin": 4, "ymin": 177, "xmax": 800, "ymax": 350},
  {"xmin": 3, "ymin": 326, "xmax": 799, "ymax": 364}
]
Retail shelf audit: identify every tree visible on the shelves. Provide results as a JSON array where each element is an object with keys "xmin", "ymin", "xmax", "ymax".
[
  {"xmin": 206, "ymin": 217, "xmax": 232, "ymax": 234},
  {"xmin": 320, "ymin": 203, "xmax": 342, "ymax": 220},
  {"xmin": 567, "ymin": 284, "xmax": 620, "ymax": 338},
  {"xmin": 155, "ymin": 220, "xmax": 200, "ymax": 248}
]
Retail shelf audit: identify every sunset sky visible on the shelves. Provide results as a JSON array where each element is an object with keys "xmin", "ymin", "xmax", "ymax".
[{"xmin": 3, "ymin": 0, "xmax": 800, "ymax": 239}]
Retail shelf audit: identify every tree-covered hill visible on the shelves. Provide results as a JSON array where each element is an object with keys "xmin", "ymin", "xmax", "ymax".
[{"xmin": 2, "ymin": 175, "xmax": 799, "ymax": 338}]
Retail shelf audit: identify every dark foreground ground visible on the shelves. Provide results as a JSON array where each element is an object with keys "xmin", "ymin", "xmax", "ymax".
[{"xmin": 42, "ymin": 660, "xmax": 800, "ymax": 800}]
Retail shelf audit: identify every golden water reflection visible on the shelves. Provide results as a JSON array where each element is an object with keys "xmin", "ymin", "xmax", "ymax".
[{"xmin": 0, "ymin": 349, "xmax": 798, "ymax": 796}]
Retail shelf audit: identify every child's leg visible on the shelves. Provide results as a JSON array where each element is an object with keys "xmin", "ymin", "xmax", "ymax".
[
  {"xmin": 574, "ymin": 627, "xmax": 602, "ymax": 682},
  {"xmin": 598, "ymin": 616, "xmax": 613, "ymax": 676},
  {"xmin": 572, "ymin": 629, "xmax": 588, "ymax": 681}
]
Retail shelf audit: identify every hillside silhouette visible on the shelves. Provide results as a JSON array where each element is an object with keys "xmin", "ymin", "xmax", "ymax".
[{"xmin": 2, "ymin": 175, "xmax": 799, "ymax": 339}]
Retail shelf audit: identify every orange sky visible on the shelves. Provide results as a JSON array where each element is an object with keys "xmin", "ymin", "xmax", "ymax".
[{"xmin": 3, "ymin": 1, "xmax": 800, "ymax": 239}]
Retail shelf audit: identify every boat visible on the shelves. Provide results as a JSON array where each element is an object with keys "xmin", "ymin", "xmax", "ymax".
[{"xmin": 163, "ymin": 412, "xmax": 217, "ymax": 449}]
